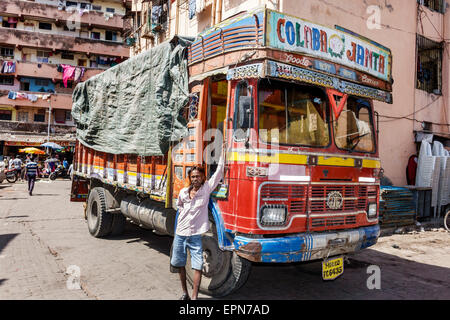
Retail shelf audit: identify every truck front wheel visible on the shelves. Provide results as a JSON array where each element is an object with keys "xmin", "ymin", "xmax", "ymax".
[
  {"xmin": 185, "ymin": 223, "xmax": 252, "ymax": 297},
  {"xmin": 86, "ymin": 187, "xmax": 113, "ymax": 238}
]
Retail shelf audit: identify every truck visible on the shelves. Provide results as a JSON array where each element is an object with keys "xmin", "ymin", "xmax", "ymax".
[{"xmin": 70, "ymin": 8, "xmax": 393, "ymax": 297}]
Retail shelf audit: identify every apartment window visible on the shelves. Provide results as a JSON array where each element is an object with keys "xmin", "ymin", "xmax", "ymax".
[
  {"xmin": 78, "ymin": 59, "xmax": 87, "ymax": 67},
  {"xmin": 20, "ymin": 82, "xmax": 30, "ymax": 91},
  {"xmin": 39, "ymin": 22, "xmax": 53, "ymax": 31},
  {"xmin": 105, "ymin": 31, "xmax": 117, "ymax": 41},
  {"xmin": 416, "ymin": 35, "xmax": 443, "ymax": 94},
  {"xmin": 92, "ymin": 5, "xmax": 102, "ymax": 11},
  {"xmin": 90, "ymin": 32, "xmax": 101, "ymax": 40},
  {"xmin": 80, "ymin": 3, "xmax": 91, "ymax": 10},
  {"xmin": 35, "ymin": 79, "xmax": 50, "ymax": 87},
  {"xmin": 0, "ymin": 76, "xmax": 14, "ymax": 86},
  {"xmin": 34, "ymin": 110, "xmax": 45, "ymax": 122},
  {"xmin": 66, "ymin": 1, "xmax": 77, "ymax": 8},
  {"xmin": 2, "ymin": 21, "xmax": 17, "ymax": 29},
  {"xmin": 61, "ymin": 52, "xmax": 74, "ymax": 60},
  {"xmin": 106, "ymin": 8, "xmax": 115, "ymax": 13},
  {"xmin": 55, "ymin": 110, "xmax": 66, "ymax": 124},
  {"xmin": 417, "ymin": 0, "xmax": 444, "ymax": 13},
  {"xmin": 90, "ymin": 60, "xmax": 98, "ymax": 68},
  {"xmin": 65, "ymin": 111, "xmax": 72, "ymax": 121},
  {"xmin": 0, "ymin": 110, "xmax": 12, "ymax": 121},
  {"xmin": 37, "ymin": 51, "xmax": 51, "ymax": 63},
  {"xmin": 0, "ymin": 47, "xmax": 14, "ymax": 58},
  {"xmin": 18, "ymin": 111, "xmax": 28, "ymax": 122}
]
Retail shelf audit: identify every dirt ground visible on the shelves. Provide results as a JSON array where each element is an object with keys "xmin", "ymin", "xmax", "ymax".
[{"xmin": 374, "ymin": 229, "xmax": 450, "ymax": 269}]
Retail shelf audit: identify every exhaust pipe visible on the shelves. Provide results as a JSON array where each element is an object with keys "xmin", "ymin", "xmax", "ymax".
[{"xmin": 120, "ymin": 196, "xmax": 176, "ymax": 236}]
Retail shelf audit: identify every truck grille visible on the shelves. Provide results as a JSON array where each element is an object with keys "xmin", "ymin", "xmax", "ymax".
[
  {"xmin": 258, "ymin": 183, "xmax": 377, "ymax": 231},
  {"xmin": 260, "ymin": 184, "xmax": 307, "ymax": 216},
  {"xmin": 309, "ymin": 185, "xmax": 364, "ymax": 212}
]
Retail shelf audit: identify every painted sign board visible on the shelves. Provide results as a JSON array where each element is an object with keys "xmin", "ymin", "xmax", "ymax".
[
  {"xmin": 265, "ymin": 9, "xmax": 392, "ymax": 83},
  {"xmin": 265, "ymin": 60, "xmax": 392, "ymax": 103}
]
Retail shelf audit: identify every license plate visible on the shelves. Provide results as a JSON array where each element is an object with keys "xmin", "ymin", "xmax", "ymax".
[{"xmin": 322, "ymin": 256, "xmax": 344, "ymax": 281}]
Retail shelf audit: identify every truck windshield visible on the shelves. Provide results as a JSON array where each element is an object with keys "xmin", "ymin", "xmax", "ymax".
[
  {"xmin": 333, "ymin": 97, "xmax": 375, "ymax": 153},
  {"xmin": 258, "ymin": 79, "xmax": 330, "ymax": 147}
]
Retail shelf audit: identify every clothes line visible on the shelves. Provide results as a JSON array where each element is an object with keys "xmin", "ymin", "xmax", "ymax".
[{"xmin": 8, "ymin": 90, "xmax": 51, "ymax": 102}]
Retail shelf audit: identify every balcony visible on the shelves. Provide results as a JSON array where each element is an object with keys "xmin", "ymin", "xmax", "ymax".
[
  {"xmin": 0, "ymin": 120, "xmax": 75, "ymax": 135},
  {"xmin": 0, "ymin": 0, "xmax": 125, "ymax": 31},
  {"xmin": 0, "ymin": 60, "xmax": 104, "ymax": 82},
  {"xmin": 0, "ymin": 28, "xmax": 130, "ymax": 57},
  {"xmin": 0, "ymin": 90, "xmax": 73, "ymax": 110}
]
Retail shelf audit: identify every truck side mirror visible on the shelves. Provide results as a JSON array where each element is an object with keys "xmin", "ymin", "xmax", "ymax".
[{"xmin": 238, "ymin": 96, "xmax": 253, "ymax": 129}]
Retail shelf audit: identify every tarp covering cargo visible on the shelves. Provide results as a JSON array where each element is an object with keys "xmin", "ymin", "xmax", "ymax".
[{"xmin": 71, "ymin": 36, "xmax": 192, "ymax": 156}]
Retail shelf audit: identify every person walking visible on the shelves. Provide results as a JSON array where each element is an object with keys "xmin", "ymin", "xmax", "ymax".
[
  {"xmin": 12, "ymin": 155, "xmax": 23, "ymax": 181},
  {"xmin": 24, "ymin": 155, "xmax": 39, "ymax": 196},
  {"xmin": 170, "ymin": 153, "xmax": 225, "ymax": 301}
]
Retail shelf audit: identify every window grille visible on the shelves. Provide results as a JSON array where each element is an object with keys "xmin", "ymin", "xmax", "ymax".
[
  {"xmin": 416, "ymin": 35, "xmax": 443, "ymax": 94},
  {"xmin": 417, "ymin": 0, "xmax": 445, "ymax": 13}
]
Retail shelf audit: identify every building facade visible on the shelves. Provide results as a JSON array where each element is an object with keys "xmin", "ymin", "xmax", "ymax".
[
  {"xmin": 126, "ymin": 0, "xmax": 450, "ymax": 186},
  {"xmin": 0, "ymin": 0, "xmax": 131, "ymax": 156}
]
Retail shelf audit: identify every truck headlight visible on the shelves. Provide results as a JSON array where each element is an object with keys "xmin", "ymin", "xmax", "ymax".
[
  {"xmin": 367, "ymin": 203, "xmax": 377, "ymax": 219},
  {"xmin": 260, "ymin": 205, "xmax": 287, "ymax": 226}
]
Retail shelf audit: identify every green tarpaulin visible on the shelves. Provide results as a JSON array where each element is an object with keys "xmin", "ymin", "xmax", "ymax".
[{"xmin": 71, "ymin": 36, "xmax": 192, "ymax": 156}]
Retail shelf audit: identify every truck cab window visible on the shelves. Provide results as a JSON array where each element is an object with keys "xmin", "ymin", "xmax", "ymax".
[
  {"xmin": 258, "ymin": 79, "xmax": 329, "ymax": 147},
  {"xmin": 334, "ymin": 97, "xmax": 375, "ymax": 152}
]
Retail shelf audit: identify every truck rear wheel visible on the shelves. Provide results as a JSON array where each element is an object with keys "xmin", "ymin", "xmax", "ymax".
[
  {"xmin": 185, "ymin": 224, "xmax": 252, "ymax": 297},
  {"xmin": 86, "ymin": 187, "xmax": 113, "ymax": 238}
]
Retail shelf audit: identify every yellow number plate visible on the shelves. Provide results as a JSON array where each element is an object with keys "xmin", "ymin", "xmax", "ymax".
[{"xmin": 322, "ymin": 256, "xmax": 344, "ymax": 280}]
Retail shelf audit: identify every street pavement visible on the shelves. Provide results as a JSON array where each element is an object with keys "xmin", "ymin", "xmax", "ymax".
[{"xmin": 0, "ymin": 179, "xmax": 449, "ymax": 300}]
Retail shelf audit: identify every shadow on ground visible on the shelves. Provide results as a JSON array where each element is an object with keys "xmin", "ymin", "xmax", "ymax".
[
  {"xmin": 106, "ymin": 222, "xmax": 172, "ymax": 257},
  {"xmin": 0, "ymin": 233, "xmax": 19, "ymax": 254},
  {"xmin": 104, "ymin": 221, "xmax": 450, "ymax": 300}
]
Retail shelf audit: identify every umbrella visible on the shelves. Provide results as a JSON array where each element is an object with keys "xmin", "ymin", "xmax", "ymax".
[
  {"xmin": 41, "ymin": 142, "xmax": 63, "ymax": 149},
  {"xmin": 19, "ymin": 147, "xmax": 45, "ymax": 155}
]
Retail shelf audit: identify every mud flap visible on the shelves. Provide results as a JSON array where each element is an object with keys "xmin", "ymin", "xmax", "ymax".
[{"xmin": 70, "ymin": 175, "xmax": 89, "ymax": 202}]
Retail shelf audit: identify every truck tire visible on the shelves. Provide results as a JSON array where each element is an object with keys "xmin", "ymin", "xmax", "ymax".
[
  {"xmin": 185, "ymin": 223, "xmax": 252, "ymax": 297},
  {"xmin": 86, "ymin": 187, "xmax": 113, "ymax": 238}
]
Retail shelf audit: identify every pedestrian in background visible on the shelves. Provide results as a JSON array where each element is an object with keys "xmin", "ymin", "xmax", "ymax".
[
  {"xmin": 12, "ymin": 155, "xmax": 23, "ymax": 181},
  {"xmin": 25, "ymin": 155, "xmax": 39, "ymax": 196}
]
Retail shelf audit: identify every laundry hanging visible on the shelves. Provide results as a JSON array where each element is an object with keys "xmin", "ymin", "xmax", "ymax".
[
  {"xmin": 1, "ymin": 61, "xmax": 15, "ymax": 73},
  {"xmin": 73, "ymin": 67, "xmax": 85, "ymax": 82},
  {"xmin": 61, "ymin": 64, "xmax": 76, "ymax": 88},
  {"xmin": 8, "ymin": 91, "xmax": 16, "ymax": 100},
  {"xmin": 189, "ymin": 0, "xmax": 196, "ymax": 19}
]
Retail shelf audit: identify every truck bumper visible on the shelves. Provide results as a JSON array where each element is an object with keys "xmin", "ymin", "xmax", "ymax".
[{"xmin": 233, "ymin": 225, "xmax": 380, "ymax": 263}]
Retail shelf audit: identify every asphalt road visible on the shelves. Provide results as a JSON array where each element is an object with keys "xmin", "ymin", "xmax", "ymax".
[{"xmin": 0, "ymin": 179, "xmax": 449, "ymax": 300}]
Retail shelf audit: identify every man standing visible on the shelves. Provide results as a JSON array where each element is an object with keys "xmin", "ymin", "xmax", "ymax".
[
  {"xmin": 170, "ymin": 154, "xmax": 225, "ymax": 300},
  {"xmin": 24, "ymin": 155, "xmax": 39, "ymax": 196}
]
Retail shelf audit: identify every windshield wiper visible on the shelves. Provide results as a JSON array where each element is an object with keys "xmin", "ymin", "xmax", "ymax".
[{"xmin": 349, "ymin": 133, "xmax": 369, "ymax": 152}]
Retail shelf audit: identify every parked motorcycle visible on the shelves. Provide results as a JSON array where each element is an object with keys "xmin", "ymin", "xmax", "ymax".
[
  {"xmin": 5, "ymin": 169, "xmax": 18, "ymax": 183},
  {"xmin": 49, "ymin": 164, "xmax": 70, "ymax": 180}
]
